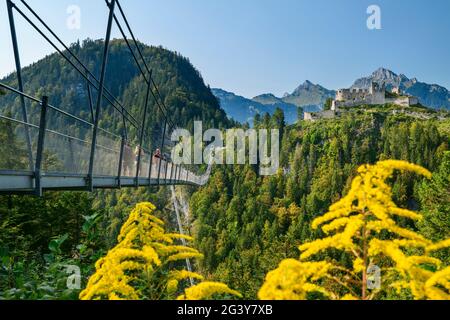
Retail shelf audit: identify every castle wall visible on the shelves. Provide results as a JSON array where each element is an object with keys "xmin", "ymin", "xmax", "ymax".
[
  {"xmin": 303, "ymin": 110, "xmax": 337, "ymax": 122},
  {"xmin": 371, "ymin": 91, "xmax": 386, "ymax": 104},
  {"xmin": 332, "ymin": 82, "xmax": 418, "ymax": 111},
  {"xmin": 386, "ymin": 96, "xmax": 419, "ymax": 107},
  {"xmin": 409, "ymin": 97, "xmax": 419, "ymax": 105},
  {"xmin": 304, "ymin": 112, "xmax": 314, "ymax": 121}
]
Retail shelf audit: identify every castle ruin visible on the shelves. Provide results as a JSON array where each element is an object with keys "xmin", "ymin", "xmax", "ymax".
[
  {"xmin": 331, "ymin": 82, "xmax": 419, "ymax": 110},
  {"xmin": 304, "ymin": 82, "xmax": 419, "ymax": 121}
]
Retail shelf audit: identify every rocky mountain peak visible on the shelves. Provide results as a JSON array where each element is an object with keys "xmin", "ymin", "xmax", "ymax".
[{"xmin": 371, "ymin": 67, "xmax": 400, "ymax": 81}]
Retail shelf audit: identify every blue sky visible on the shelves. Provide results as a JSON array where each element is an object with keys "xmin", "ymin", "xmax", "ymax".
[{"xmin": 1, "ymin": 0, "xmax": 450, "ymax": 98}]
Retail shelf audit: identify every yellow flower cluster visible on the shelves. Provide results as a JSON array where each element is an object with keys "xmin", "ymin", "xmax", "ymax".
[
  {"xmin": 311, "ymin": 161, "xmax": 431, "ymax": 239},
  {"xmin": 166, "ymin": 270, "xmax": 205, "ymax": 294},
  {"xmin": 368, "ymin": 238, "xmax": 443, "ymax": 299},
  {"xmin": 300, "ymin": 161, "xmax": 435, "ymax": 262},
  {"xmin": 80, "ymin": 202, "xmax": 241, "ymax": 301},
  {"xmin": 427, "ymin": 239, "xmax": 450, "ymax": 253},
  {"xmin": 177, "ymin": 282, "xmax": 242, "ymax": 300},
  {"xmin": 425, "ymin": 267, "xmax": 450, "ymax": 300},
  {"xmin": 258, "ymin": 259, "xmax": 332, "ymax": 300},
  {"xmin": 80, "ymin": 202, "xmax": 204, "ymax": 300},
  {"xmin": 259, "ymin": 160, "xmax": 450, "ymax": 300}
]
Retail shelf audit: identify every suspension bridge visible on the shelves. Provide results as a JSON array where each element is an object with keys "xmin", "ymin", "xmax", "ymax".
[{"xmin": 0, "ymin": 0, "xmax": 210, "ymax": 196}]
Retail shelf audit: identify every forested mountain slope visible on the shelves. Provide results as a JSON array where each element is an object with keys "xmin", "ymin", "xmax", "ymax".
[
  {"xmin": 0, "ymin": 39, "xmax": 231, "ymax": 138},
  {"xmin": 0, "ymin": 39, "xmax": 233, "ymax": 299},
  {"xmin": 1, "ymin": 40, "xmax": 449, "ymax": 300},
  {"xmin": 190, "ymin": 106, "xmax": 450, "ymax": 299}
]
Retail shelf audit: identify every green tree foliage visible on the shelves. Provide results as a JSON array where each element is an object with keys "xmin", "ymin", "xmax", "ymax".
[
  {"xmin": 0, "ymin": 39, "xmax": 231, "ymax": 299},
  {"xmin": 0, "ymin": 39, "xmax": 231, "ymax": 155},
  {"xmin": 190, "ymin": 109, "xmax": 450, "ymax": 299},
  {"xmin": 417, "ymin": 151, "xmax": 450, "ymax": 263},
  {"xmin": 0, "ymin": 115, "xmax": 28, "ymax": 170},
  {"xmin": 323, "ymin": 98, "xmax": 333, "ymax": 111},
  {"xmin": 1, "ymin": 38, "xmax": 449, "ymax": 301}
]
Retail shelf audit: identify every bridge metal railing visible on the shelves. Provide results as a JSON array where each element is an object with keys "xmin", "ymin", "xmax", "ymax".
[
  {"xmin": 0, "ymin": 0, "xmax": 211, "ymax": 195},
  {"xmin": 0, "ymin": 84, "xmax": 208, "ymax": 196}
]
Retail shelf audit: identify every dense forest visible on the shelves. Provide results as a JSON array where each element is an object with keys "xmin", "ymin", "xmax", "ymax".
[
  {"xmin": 0, "ymin": 40, "xmax": 231, "ymax": 299},
  {"xmin": 190, "ymin": 106, "xmax": 450, "ymax": 299},
  {"xmin": 0, "ymin": 40, "xmax": 449, "ymax": 300}
]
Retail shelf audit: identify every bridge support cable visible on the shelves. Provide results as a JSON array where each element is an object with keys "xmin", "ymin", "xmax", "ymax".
[
  {"xmin": 87, "ymin": 0, "xmax": 116, "ymax": 192},
  {"xmin": 157, "ymin": 120, "xmax": 167, "ymax": 185},
  {"xmin": 116, "ymin": 0, "xmax": 151, "ymax": 74},
  {"xmin": 171, "ymin": 186, "xmax": 194, "ymax": 286},
  {"xmin": 9, "ymin": 0, "xmax": 179, "ymax": 151},
  {"xmin": 106, "ymin": 0, "xmax": 180, "ymax": 180},
  {"xmin": 16, "ymin": 0, "xmax": 140, "ymax": 130},
  {"xmin": 86, "ymin": 78, "xmax": 95, "ymax": 124},
  {"xmin": 0, "ymin": 1, "xmax": 211, "ymax": 194},
  {"xmin": 117, "ymin": 134, "xmax": 126, "ymax": 189},
  {"xmin": 34, "ymin": 96, "xmax": 49, "ymax": 197},
  {"xmin": 135, "ymin": 71, "xmax": 153, "ymax": 187},
  {"xmin": 6, "ymin": 0, "xmax": 33, "ymax": 171},
  {"xmin": 114, "ymin": 0, "xmax": 175, "ymax": 132},
  {"xmin": 105, "ymin": 0, "xmax": 177, "ymax": 136}
]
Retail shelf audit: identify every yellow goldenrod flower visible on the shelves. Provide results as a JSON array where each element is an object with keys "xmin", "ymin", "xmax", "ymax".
[
  {"xmin": 80, "ymin": 202, "xmax": 238, "ymax": 301},
  {"xmin": 167, "ymin": 279, "xmax": 179, "ymax": 294},
  {"xmin": 425, "ymin": 267, "xmax": 450, "ymax": 300},
  {"xmin": 167, "ymin": 252, "xmax": 204, "ymax": 263},
  {"xmin": 177, "ymin": 282, "xmax": 242, "ymax": 300},
  {"xmin": 353, "ymin": 258, "xmax": 365, "ymax": 273},
  {"xmin": 170, "ymin": 270, "xmax": 204, "ymax": 282},
  {"xmin": 259, "ymin": 160, "xmax": 450, "ymax": 301},
  {"xmin": 258, "ymin": 259, "xmax": 332, "ymax": 300},
  {"xmin": 427, "ymin": 239, "xmax": 450, "ymax": 253}
]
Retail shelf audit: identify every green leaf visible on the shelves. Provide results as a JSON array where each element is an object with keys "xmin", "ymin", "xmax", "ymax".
[{"xmin": 48, "ymin": 234, "xmax": 69, "ymax": 254}]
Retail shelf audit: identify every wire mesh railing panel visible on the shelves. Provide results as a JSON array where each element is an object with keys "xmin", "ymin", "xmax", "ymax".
[
  {"xmin": 165, "ymin": 161, "xmax": 172, "ymax": 181},
  {"xmin": 42, "ymin": 107, "xmax": 92, "ymax": 175},
  {"xmin": 42, "ymin": 129, "xmax": 89, "ymax": 174},
  {"xmin": 94, "ymin": 129, "xmax": 121, "ymax": 177},
  {"xmin": 149, "ymin": 156, "xmax": 158, "ymax": 180},
  {"xmin": 138, "ymin": 148, "xmax": 151, "ymax": 178},
  {"xmin": 0, "ymin": 116, "xmax": 37, "ymax": 171},
  {"xmin": 158, "ymin": 159, "xmax": 167, "ymax": 181},
  {"xmin": 180, "ymin": 168, "xmax": 186, "ymax": 182},
  {"xmin": 121, "ymin": 142, "xmax": 137, "ymax": 178},
  {"xmin": 0, "ymin": 89, "xmax": 38, "ymax": 171}
]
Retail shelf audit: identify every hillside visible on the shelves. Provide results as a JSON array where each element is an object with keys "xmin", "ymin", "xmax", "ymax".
[
  {"xmin": 214, "ymin": 68, "xmax": 450, "ymax": 125},
  {"xmin": 0, "ymin": 39, "xmax": 234, "ymax": 300},
  {"xmin": 0, "ymin": 39, "xmax": 231, "ymax": 140},
  {"xmin": 352, "ymin": 67, "xmax": 450, "ymax": 110},
  {"xmin": 1, "ymin": 42, "xmax": 449, "ymax": 301},
  {"xmin": 281, "ymin": 80, "xmax": 335, "ymax": 109},
  {"xmin": 190, "ymin": 105, "xmax": 450, "ymax": 299},
  {"xmin": 211, "ymin": 88, "xmax": 299, "ymax": 125},
  {"xmin": 212, "ymin": 82, "xmax": 331, "ymax": 125}
]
